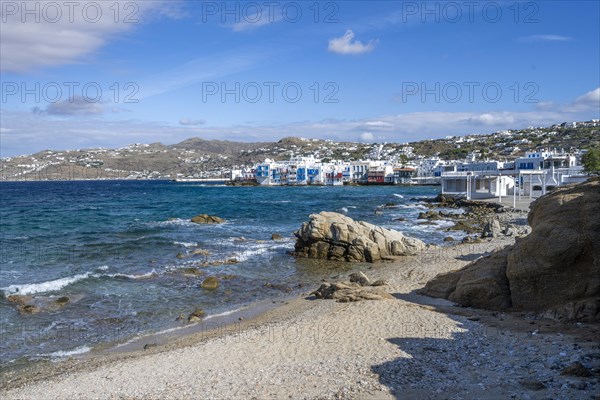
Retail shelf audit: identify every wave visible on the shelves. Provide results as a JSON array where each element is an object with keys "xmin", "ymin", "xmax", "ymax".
[
  {"xmin": 174, "ymin": 241, "xmax": 198, "ymax": 248},
  {"xmin": 393, "ymin": 194, "xmax": 404, "ymax": 199},
  {"xmin": 1, "ymin": 270, "xmax": 157, "ymax": 296},
  {"xmin": 2, "ymin": 273, "xmax": 93, "ymax": 296},
  {"xmin": 338, "ymin": 207, "xmax": 349, "ymax": 213},
  {"xmin": 38, "ymin": 345, "xmax": 91, "ymax": 360},
  {"xmin": 203, "ymin": 306, "xmax": 246, "ymax": 321},
  {"xmin": 232, "ymin": 242, "xmax": 292, "ymax": 263},
  {"xmin": 396, "ymin": 204, "xmax": 428, "ymax": 210}
]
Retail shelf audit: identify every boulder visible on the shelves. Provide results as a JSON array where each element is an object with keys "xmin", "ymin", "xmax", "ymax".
[
  {"xmin": 191, "ymin": 214, "xmax": 225, "ymax": 224},
  {"xmin": 419, "ymin": 178, "xmax": 600, "ymax": 322},
  {"xmin": 293, "ymin": 212, "xmax": 426, "ymax": 262},
  {"xmin": 271, "ymin": 233, "xmax": 284, "ymax": 241}
]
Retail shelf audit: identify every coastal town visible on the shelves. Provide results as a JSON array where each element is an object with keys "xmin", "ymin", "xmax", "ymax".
[
  {"xmin": 233, "ymin": 121, "xmax": 598, "ymax": 201},
  {"xmin": 2, "ymin": 121, "xmax": 599, "ymax": 201}
]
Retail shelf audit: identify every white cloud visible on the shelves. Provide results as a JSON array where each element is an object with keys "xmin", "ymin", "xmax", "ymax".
[
  {"xmin": 0, "ymin": 1, "xmax": 183, "ymax": 72},
  {"xmin": 179, "ymin": 118, "xmax": 205, "ymax": 126},
  {"xmin": 361, "ymin": 121, "xmax": 394, "ymax": 130},
  {"xmin": 2, "ymin": 88, "xmax": 599, "ymax": 157},
  {"xmin": 328, "ymin": 30, "xmax": 377, "ymax": 55},
  {"xmin": 520, "ymin": 34, "xmax": 572, "ymax": 42},
  {"xmin": 359, "ymin": 132, "xmax": 375, "ymax": 142},
  {"xmin": 566, "ymin": 87, "xmax": 600, "ymax": 112}
]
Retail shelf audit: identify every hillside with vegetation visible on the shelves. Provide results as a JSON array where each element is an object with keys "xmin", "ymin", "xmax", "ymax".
[{"xmin": 1, "ymin": 121, "xmax": 598, "ymax": 181}]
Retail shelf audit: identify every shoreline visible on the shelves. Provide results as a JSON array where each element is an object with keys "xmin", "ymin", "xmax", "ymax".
[{"xmin": 3, "ymin": 214, "xmax": 598, "ymax": 398}]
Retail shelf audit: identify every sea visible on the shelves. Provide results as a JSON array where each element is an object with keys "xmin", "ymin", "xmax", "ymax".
[{"xmin": 0, "ymin": 180, "xmax": 460, "ymax": 368}]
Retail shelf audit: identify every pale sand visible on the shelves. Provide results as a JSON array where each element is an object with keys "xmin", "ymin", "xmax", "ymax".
[{"xmin": 2, "ymin": 235, "xmax": 599, "ymax": 399}]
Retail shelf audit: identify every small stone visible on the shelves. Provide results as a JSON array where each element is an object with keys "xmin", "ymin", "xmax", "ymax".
[
  {"xmin": 55, "ymin": 296, "xmax": 70, "ymax": 305},
  {"xmin": 349, "ymin": 272, "xmax": 371, "ymax": 286},
  {"xmin": 443, "ymin": 236, "xmax": 455, "ymax": 242},
  {"xmin": 561, "ymin": 362, "xmax": 592, "ymax": 377},
  {"xmin": 371, "ymin": 279, "xmax": 388, "ymax": 287},
  {"xmin": 143, "ymin": 343, "xmax": 157, "ymax": 350},
  {"xmin": 519, "ymin": 379, "xmax": 545, "ymax": 390},
  {"xmin": 19, "ymin": 304, "xmax": 38, "ymax": 314}
]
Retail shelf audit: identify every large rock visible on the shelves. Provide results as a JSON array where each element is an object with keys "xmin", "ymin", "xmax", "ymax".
[
  {"xmin": 293, "ymin": 212, "xmax": 426, "ymax": 262},
  {"xmin": 419, "ymin": 178, "xmax": 600, "ymax": 322}
]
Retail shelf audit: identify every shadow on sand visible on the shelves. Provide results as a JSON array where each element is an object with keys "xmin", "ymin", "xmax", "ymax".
[{"xmin": 370, "ymin": 291, "xmax": 517, "ymax": 400}]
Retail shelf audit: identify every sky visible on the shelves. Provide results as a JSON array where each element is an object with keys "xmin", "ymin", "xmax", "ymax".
[{"xmin": 1, "ymin": 0, "xmax": 599, "ymax": 157}]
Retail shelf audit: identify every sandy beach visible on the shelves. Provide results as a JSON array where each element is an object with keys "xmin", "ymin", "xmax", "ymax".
[{"xmin": 2, "ymin": 213, "xmax": 599, "ymax": 400}]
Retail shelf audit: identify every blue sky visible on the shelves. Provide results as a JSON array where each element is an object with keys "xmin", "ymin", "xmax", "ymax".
[{"xmin": 1, "ymin": 0, "xmax": 599, "ymax": 156}]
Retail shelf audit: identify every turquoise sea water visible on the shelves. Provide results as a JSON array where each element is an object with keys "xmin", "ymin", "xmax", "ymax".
[{"xmin": 0, "ymin": 181, "xmax": 450, "ymax": 366}]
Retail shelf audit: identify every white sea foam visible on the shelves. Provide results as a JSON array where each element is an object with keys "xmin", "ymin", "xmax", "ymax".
[
  {"xmin": 397, "ymin": 204, "xmax": 428, "ymax": 210},
  {"xmin": 2, "ymin": 273, "xmax": 93, "ymax": 295},
  {"xmin": 393, "ymin": 194, "xmax": 404, "ymax": 199},
  {"xmin": 2, "ymin": 270, "xmax": 157, "ymax": 296},
  {"xmin": 339, "ymin": 207, "xmax": 349, "ymax": 213},
  {"xmin": 40, "ymin": 345, "xmax": 91, "ymax": 360},
  {"xmin": 233, "ymin": 242, "xmax": 292, "ymax": 262},
  {"xmin": 434, "ymin": 220, "xmax": 455, "ymax": 228},
  {"xmin": 174, "ymin": 241, "xmax": 198, "ymax": 248},
  {"xmin": 203, "ymin": 306, "xmax": 246, "ymax": 320}
]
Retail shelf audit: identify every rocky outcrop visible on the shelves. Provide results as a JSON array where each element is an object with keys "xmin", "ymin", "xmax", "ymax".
[
  {"xmin": 311, "ymin": 272, "xmax": 393, "ymax": 302},
  {"xmin": 419, "ymin": 178, "xmax": 600, "ymax": 322},
  {"xmin": 191, "ymin": 214, "xmax": 225, "ymax": 224},
  {"xmin": 293, "ymin": 212, "xmax": 426, "ymax": 262}
]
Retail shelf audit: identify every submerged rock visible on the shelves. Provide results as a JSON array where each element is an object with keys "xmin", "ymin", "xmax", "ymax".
[
  {"xmin": 271, "ymin": 233, "xmax": 284, "ymax": 241},
  {"xmin": 200, "ymin": 276, "xmax": 220, "ymax": 290},
  {"xmin": 18, "ymin": 304, "xmax": 39, "ymax": 314},
  {"xmin": 293, "ymin": 211, "xmax": 426, "ymax": 263},
  {"xmin": 420, "ymin": 178, "xmax": 600, "ymax": 322},
  {"xmin": 191, "ymin": 214, "xmax": 225, "ymax": 224},
  {"xmin": 55, "ymin": 296, "xmax": 70, "ymax": 306},
  {"xmin": 188, "ymin": 308, "xmax": 206, "ymax": 322}
]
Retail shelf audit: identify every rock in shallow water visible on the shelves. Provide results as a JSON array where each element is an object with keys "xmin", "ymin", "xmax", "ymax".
[
  {"xmin": 191, "ymin": 214, "xmax": 225, "ymax": 224},
  {"xmin": 293, "ymin": 211, "xmax": 426, "ymax": 263},
  {"xmin": 200, "ymin": 276, "xmax": 221, "ymax": 290}
]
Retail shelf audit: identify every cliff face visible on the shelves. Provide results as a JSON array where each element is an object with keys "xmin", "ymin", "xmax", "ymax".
[{"xmin": 419, "ymin": 177, "xmax": 600, "ymax": 322}]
